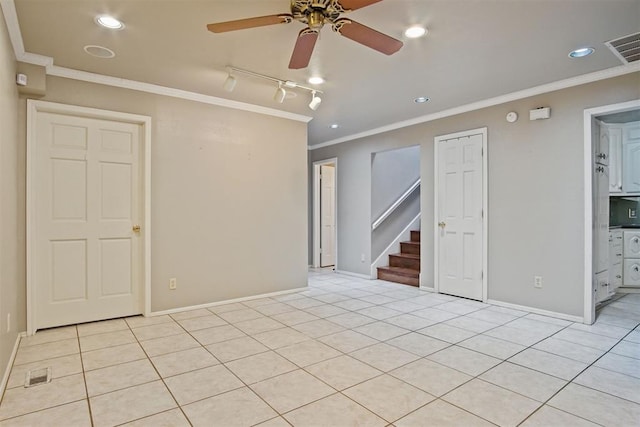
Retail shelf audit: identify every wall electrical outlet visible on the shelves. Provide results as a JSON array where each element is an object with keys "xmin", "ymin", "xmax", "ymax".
[
  {"xmin": 169, "ymin": 278, "xmax": 177, "ymax": 290},
  {"xmin": 361, "ymin": 254, "xmax": 365, "ymax": 262},
  {"xmin": 534, "ymin": 276, "xmax": 543, "ymax": 289}
]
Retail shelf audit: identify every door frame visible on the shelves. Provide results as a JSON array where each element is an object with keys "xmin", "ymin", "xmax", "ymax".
[
  {"xmin": 583, "ymin": 99, "xmax": 640, "ymax": 325},
  {"xmin": 312, "ymin": 158, "xmax": 338, "ymax": 268},
  {"xmin": 26, "ymin": 100, "xmax": 152, "ymax": 335},
  {"xmin": 433, "ymin": 127, "xmax": 488, "ymax": 301}
]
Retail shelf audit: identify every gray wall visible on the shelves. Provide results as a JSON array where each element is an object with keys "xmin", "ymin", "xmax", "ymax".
[
  {"xmin": 14, "ymin": 76, "xmax": 309, "ymax": 316},
  {"xmin": 0, "ymin": 13, "xmax": 21, "ymax": 383},
  {"xmin": 310, "ymin": 72, "xmax": 640, "ymax": 317},
  {"xmin": 371, "ymin": 146, "xmax": 421, "ymax": 260}
]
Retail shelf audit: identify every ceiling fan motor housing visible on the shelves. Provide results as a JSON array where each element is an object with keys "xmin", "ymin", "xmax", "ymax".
[{"xmin": 291, "ymin": 0, "xmax": 344, "ymax": 28}]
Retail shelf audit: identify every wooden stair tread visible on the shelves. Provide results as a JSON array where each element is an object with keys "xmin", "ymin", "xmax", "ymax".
[
  {"xmin": 390, "ymin": 253, "xmax": 420, "ymax": 259},
  {"xmin": 377, "ymin": 266, "xmax": 419, "ymax": 277}
]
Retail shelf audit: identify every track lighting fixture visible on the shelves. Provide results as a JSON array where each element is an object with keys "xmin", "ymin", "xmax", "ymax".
[
  {"xmin": 309, "ymin": 91, "xmax": 322, "ymax": 111},
  {"xmin": 274, "ymin": 83, "xmax": 286, "ymax": 103},
  {"xmin": 223, "ymin": 71, "xmax": 237, "ymax": 92},
  {"xmin": 221, "ymin": 66, "xmax": 323, "ymax": 110}
]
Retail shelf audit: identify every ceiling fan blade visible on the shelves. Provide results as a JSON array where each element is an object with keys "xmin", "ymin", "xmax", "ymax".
[
  {"xmin": 289, "ymin": 28, "xmax": 319, "ymax": 69},
  {"xmin": 207, "ymin": 14, "xmax": 293, "ymax": 33},
  {"xmin": 336, "ymin": 0, "xmax": 383, "ymax": 12},
  {"xmin": 333, "ymin": 19, "xmax": 403, "ymax": 55}
]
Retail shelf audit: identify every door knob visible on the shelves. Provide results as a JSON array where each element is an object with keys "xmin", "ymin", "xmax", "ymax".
[
  {"xmin": 132, "ymin": 225, "xmax": 141, "ymax": 232},
  {"xmin": 438, "ymin": 222, "xmax": 446, "ymax": 228}
]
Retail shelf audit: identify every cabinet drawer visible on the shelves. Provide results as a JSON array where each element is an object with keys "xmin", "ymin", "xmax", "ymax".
[
  {"xmin": 623, "ymin": 259, "xmax": 640, "ymax": 286},
  {"xmin": 611, "ymin": 264, "xmax": 623, "ymax": 288}
]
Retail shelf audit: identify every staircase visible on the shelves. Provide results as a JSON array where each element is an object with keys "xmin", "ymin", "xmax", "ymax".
[{"xmin": 377, "ymin": 230, "xmax": 420, "ymax": 287}]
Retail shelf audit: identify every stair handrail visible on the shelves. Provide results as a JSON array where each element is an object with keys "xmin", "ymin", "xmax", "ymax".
[{"xmin": 372, "ymin": 178, "xmax": 420, "ymax": 231}]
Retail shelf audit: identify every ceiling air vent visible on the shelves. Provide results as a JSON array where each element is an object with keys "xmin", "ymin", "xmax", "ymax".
[{"xmin": 605, "ymin": 32, "xmax": 640, "ymax": 64}]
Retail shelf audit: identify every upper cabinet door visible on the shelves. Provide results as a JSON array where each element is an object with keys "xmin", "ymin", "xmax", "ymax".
[
  {"xmin": 608, "ymin": 127, "xmax": 623, "ymax": 193},
  {"xmin": 623, "ymin": 126, "xmax": 640, "ymax": 193}
]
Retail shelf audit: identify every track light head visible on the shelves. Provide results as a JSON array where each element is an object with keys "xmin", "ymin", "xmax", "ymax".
[
  {"xmin": 223, "ymin": 73, "xmax": 237, "ymax": 92},
  {"xmin": 274, "ymin": 83, "xmax": 286, "ymax": 103},
  {"xmin": 309, "ymin": 90, "xmax": 322, "ymax": 111}
]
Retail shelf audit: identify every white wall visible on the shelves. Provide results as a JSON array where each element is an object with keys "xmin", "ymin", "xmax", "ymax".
[
  {"xmin": 310, "ymin": 73, "xmax": 640, "ymax": 317},
  {"xmin": 0, "ymin": 9, "xmax": 21, "ymax": 383}
]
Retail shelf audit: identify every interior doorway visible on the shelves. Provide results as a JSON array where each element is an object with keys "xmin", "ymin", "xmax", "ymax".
[
  {"xmin": 27, "ymin": 100, "xmax": 152, "ymax": 335},
  {"xmin": 584, "ymin": 99, "xmax": 640, "ymax": 325},
  {"xmin": 434, "ymin": 128, "xmax": 488, "ymax": 301},
  {"xmin": 313, "ymin": 158, "xmax": 337, "ymax": 268}
]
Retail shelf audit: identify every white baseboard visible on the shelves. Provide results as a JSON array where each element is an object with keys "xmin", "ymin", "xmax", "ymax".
[
  {"xmin": 1, "ymin": 332, "xmax": 25, "ymax": 399},
  {"xmin": 334, "ymin": 270, "xmax": 373, "ymax": 280},
  {"xmin": 487, "ymin": 299, "xmax": 583, "ymax": 323},
  {"xmin": 150, "ymin": 287, "xmax": 306, "ymax": 317},
  {"xmin": 419, "ymin": 286, "xmax": 435, "ymax": 293},
  {"xmin": 370, "ymin": 213, "xmax": 421, "ymax": 278}
]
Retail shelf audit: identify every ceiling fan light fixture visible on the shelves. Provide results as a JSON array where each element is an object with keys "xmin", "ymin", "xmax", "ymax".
[
  {"xmin": 404, "ymin": 25, "xmax": 427, "ymax": 39},
  {"xmin": 223, "ymin": 73, "xmax": 237, "ymax": 92},
  {"xmin": 96, "ymin": 15, "xmax": 124, "ymax": 30},
  {"xmin": 274, "ymin": 83, "xmax": 287, "ymax": 103},
  {"xmin": 309, "ymin": 91, "xmax": 322, "ymax": 111}
]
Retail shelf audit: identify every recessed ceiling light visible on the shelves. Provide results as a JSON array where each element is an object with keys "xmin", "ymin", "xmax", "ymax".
[
  {"xmin": 414, "ymin": 96, "xmax": 430, "ymax": 103},
  {"xmin": 329, "ymin": 124, "xmax": 339, "ymax": 129},
  {"xmin": 569, "ymin": 47, "xmax": 595, "ymax": 58},
  {"xmin": 84, "ymin": 45, "xmax": 116, "ymax": 58},
  {"xmin": 405, "ymin": 26, "xmax": 427, "ymax": 39},
  {"xmin": 96, "ymin": 15, "xmax": 124, "ymax": 30},
  {"xmin": 308, "ymin": 76, "xmax": 324, "ymax": 85}
]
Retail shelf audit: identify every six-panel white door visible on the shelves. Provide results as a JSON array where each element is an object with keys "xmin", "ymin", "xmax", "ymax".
[
  {"xmin": 34, "ymin": 112, "xmax": 142, "ymax": 330},
  {"xmin": 437, "ymin": 133, "xmax": 484, "ymax": 300},
  {"xmin": 320, "ymin": 164, "xmax": 336, "ymax": 267}
]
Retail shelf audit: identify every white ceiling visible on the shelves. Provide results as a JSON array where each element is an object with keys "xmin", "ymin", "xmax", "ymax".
[{"xmin": 8, "ymin": 0, "xmax": 640, "ymax": 146}]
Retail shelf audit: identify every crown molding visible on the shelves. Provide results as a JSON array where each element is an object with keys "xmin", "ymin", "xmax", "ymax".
[
  {"xmin": 46, "ymin": 65, "xmax": 313, "ymax": 123},
  {"xmin": 0, "ymin": 0, "xmax": 312, "ymax": 124},
  {"xmin": 309, "ymin": 62, "xmax": 640, "ymax": 150}
]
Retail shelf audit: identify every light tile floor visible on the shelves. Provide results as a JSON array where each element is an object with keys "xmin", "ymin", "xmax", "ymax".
[{"xmin": 1, "ymin": 270, "xmax": 640, "ymax": 426}]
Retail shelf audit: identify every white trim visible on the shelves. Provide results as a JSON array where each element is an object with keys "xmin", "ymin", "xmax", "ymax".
[
  {"xmin": 487, "ymin": 299, "xmax": 583, "ymax": 323},
  {"xmin": 371, "ymin": 213, "xmax": 421, "ymax": 278},
  {"xmin": 47, "ymin": 66, "xmax": 312, "ymax": 123},
  {"xmin": 335, "ymin": 270, "xmax": 372, "ymax": 280},
  {"xmin": 0, "ymin": 0, "xmax": 311, "ymax": 124},
  {"xmin": 312, "ymin": 158, "xmax": 338, "ymax": 269},
  {"xmin": 583, "ymin": 99, "xmax": 640, "ymax": 325},
  {"xmin": 0, "ymin": 332, "xmax": 24, "ymax": 398},
  {"xmin": 149, "ymin": 288, "xmax": 305, "ymax": 317},
  {"xmin": 26, "ymin": 100, "xmax": 152, "ymax": 334},
  {"xmin": 309, "ymin": 64, "xmax": 640, "ymax": 150},
  {"xmin": 372, "ymin": 179, "xmax": 420, "ymax": 231},
  {"xmin": 0, "ymin": 0, "xmax": 24, "ymax": 59},
  {"xmin": 433, "ymin": 127, "xmax": 488, "ymax": 302}
]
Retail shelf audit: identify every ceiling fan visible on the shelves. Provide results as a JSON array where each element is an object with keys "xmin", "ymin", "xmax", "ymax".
[{"xmin": 207, "ymin": 0, "xmax": 403, "ymax": 69}]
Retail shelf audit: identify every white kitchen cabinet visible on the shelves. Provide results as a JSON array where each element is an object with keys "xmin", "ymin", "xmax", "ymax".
[
  {"xmin": 609, "ymin": 230, "xmax": 623, "ymax": 290},
  {"xmin": 623, "ymin": 140, "xmax": 640, "ymax": 193},
  {"xmin": 608, "ymin": 127, "xmax": 623, "ymax": 193},
  {"xmin": 603, "ymin": 122, "xmax": 640, "ymax": 194},
  {"xmin": 623, "ymin": 230, "xmax": 640, "ymax": 257},
  {"xmin": 623, "ymin": 259, "xmax": 640, "ymax": 286},
  {"xmin": 623, "ymin": 230, "xmax": 640, "ymax": 288},
  {"xmin": 595, "ymin": 271, "xmax": 611, "ymax": 303}
]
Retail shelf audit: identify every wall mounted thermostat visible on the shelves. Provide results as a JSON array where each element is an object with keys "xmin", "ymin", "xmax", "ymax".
[
  {"xmin": 530, "ymin": 107, "xmax": 551, "ymax": 120},
  {"xmin": 506, "ymin": 112, "xmax": 518, "ymax": 123}
]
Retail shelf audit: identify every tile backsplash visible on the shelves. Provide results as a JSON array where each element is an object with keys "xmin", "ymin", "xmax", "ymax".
[{"xmin": 610, "ymin": 196, "xmax": 640, "ymax": 226}]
